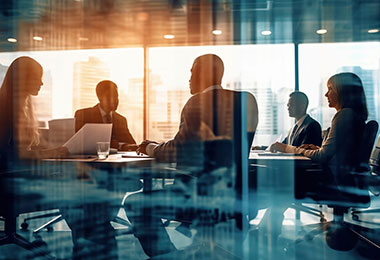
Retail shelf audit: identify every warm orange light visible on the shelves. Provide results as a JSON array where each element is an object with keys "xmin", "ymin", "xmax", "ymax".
[
  {"xmin": 212, "ymin": 30, "xmax": 222, "ymax": 35},
  {"xmin": 33, "ymin": 36, "xmax": 43, "ymax": 41},
  {"xmin": 164, "ymin": 34, "xmax": 175, "ymax": 39}
]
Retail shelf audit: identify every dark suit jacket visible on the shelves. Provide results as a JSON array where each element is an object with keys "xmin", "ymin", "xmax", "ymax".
[
  {"xmin": 74, "ymin": 104, "xmax": 136, "ymax": 149},
  {"xmin": 282, "ymin": 114, "xmax": 322, "ymax": 147},
  {"xmin": 153, "ymin": 87, "xmax": 258, "ymax": 162}
]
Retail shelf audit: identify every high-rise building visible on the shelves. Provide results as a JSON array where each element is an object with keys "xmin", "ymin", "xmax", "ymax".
[
  {"xmin": 338, "ymin": 66, "xmax": 378, "ymax": 121},
  {"xmin": 72, "ymin": 57, "xmax": 110, "ymax": 112}
]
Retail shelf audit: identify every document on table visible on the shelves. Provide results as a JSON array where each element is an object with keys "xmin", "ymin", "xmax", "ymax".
[{"xmin": 63, "ymin": 123, "xmax": 112, "ymax": 155}]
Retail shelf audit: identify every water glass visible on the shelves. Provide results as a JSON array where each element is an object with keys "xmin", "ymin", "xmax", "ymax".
[{"xmin": 97, "ymin": 142, "xmax": 110, "ymax": 159}]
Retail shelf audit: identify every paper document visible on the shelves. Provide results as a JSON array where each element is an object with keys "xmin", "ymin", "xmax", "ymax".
[{"xmin": 63, "ymin": 123, "xmax": 112, "ymax": 155}]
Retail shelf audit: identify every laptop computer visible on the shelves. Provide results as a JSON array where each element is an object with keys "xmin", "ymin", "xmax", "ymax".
[{"xmin": 63, "ymin": 123, "xmax": 112, "ymax": 155}]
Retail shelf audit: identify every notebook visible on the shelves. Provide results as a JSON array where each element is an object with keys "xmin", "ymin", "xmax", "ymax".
[{"xmin": 63, "ymin": 123, "xmax": 112, "ymax": 155}]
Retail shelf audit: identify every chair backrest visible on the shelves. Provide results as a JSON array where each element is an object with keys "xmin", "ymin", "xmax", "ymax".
[
  {"xmin": 358, "ymin": 120, "xmax": 379, "ymax": 168},
  {"xmin": 48, "ymin": 118, "xmax": 75, "ymax": 148}
]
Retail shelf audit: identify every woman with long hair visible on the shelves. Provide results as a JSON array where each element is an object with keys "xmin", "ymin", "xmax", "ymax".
[{"xmin": 0, "ymin": 56, "xmax": 67, "ymax": 167}]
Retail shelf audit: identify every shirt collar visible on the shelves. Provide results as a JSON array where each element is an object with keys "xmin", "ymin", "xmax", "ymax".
[
  {"xmin": 295, "ymin": 114, "xmax": 308, "ymax": 127},
  {"xmin": 98, "ymin": 104, "xmax": 113, "ymax": 118},
  {"xmin": 202, "ymin": 85, "xmax": 223, "ymax": 94}
]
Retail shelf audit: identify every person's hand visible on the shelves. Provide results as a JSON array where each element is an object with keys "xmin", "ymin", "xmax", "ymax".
[
  {"xmin": 120, "ymin": 144, "xmax": 138, "ymax": 151},
  {"xmin": 269, "ymin": 142, "xmax": 287, "ymax": 153},
  {"xmin": 252, "ymin": 146, "xmax": 263, "ymax": 150},
  {"xmin": 136, "ymin": 140, "xmax": 158, "ymax": 155},
  {"xmin": 299, "ymin": 144, "xmax": 320, "ymax": 150}
]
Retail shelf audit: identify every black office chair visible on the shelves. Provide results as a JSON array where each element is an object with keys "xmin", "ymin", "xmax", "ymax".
[
  {"xmin": 351, "ymin": 132, "xmax": 380, "ymax": 220},
  {"xmin": 292, "ymin": 120, "xmax": 379, "ymax": 223},
  {"xmin": 0, "ymin": 169, "xmax": 54, "ymax": 259},
  {"xmin": 295, "ymin": 120, "xmax": 379, "ymax": 251}
]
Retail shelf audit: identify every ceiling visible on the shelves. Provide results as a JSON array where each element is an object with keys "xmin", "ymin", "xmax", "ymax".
[{"xmin": 0, "ymin": 0, "xmax": 379, "ymax": 52}]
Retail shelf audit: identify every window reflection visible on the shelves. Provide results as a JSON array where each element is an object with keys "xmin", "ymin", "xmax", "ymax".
[{"xmin": 299, "ymin": 42, "xmax": 380, "ymax": 129}]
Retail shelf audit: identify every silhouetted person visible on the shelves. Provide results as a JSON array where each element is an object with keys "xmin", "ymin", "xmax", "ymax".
[
  {"xmin": 0, "ymin": 56, "xmax": 67, "ymax": 166},
  {"xmin": 74, "ymin": 80, "xmax": 136, "ymax": 151},
  {"xmin": 127, "ymin": 54, "xmax": 258, "ymax": 257}
]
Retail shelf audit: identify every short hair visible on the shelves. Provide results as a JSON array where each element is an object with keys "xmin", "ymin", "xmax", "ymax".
[
  {"xmin": 289, "ymin": 91, "xmax": 309, "ymax": 111},
  {"xmin": 327, "ymin": 72, "xmax": 368, "ymax": 120},
  {"xmin": 194, "ymin": 54, "xmax": 224, "ymax": 82},
  {"xmin": 96, "ymin": 80, "xmax": 118, "ymax": 98}
]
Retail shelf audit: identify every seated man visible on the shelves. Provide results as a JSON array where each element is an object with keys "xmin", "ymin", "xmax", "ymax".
[
  {"xmin": 74, "ymin": 80, "xmax": 136, "ymax": 150},
  {"xmin": 126, "ymin": 54, "xmax": 258, "ymax": 257},
  {"xmin": 255, "ymin": 91, "xmax": 322, "ymax": 150}
]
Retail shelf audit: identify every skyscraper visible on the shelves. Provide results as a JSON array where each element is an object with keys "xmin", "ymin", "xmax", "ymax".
[{"xmin": 72, "ymin": 57, "xmax": 110, "ymax": 112}]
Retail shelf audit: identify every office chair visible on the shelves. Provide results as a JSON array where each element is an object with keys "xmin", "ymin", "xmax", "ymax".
[
  {"xmin": 294, "ymin": 120, "xmax": 379, "ymax": 251},
  {"xmin": 351, "ymin": 132, "xmax": 380, "ymax": 221},
  {"xmin": 292, "ymin": 120, "xmax": 379, "ymax": 224},
  {"xmin": 0, "ymin": 170, "xmax": 55, "ymax": 259}
]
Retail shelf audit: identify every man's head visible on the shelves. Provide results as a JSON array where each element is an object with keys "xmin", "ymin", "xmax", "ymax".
[
  {"xmin": 189, "ymin": 54, "xmax": 224, "ymax": 95},
  {"xmin": 287, "ymin": 91, "xmax": 308, "ymax": 119},
  {"xmin": 96, "ymin": 80, "xmax": 119, "ymax": 113}
]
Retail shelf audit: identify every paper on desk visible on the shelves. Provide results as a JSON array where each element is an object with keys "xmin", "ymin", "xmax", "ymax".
[{"xmin": 63, "ymin": 123, "xmax": 112, "ymax": 155}]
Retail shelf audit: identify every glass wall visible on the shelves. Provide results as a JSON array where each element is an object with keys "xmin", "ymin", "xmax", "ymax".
[
  {"xmin": 299, "ymin": 42, "xmax": 380, "ymax": 129},
  {"xmin": 148, "ymin": 44, "xmax": 295, "ymax": 146},
  {"xmin": 0, "ymin": 48, "xmax": 144, "ymax": 142}
]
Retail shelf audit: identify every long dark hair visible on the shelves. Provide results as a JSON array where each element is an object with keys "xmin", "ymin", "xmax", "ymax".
[
  {"xmin": 0, "ymin": 56, "xmax": 43, "ymax": 149},
  {"xmin": 327, "ymin": 72, "xmax": 368, "ymax": 121}
]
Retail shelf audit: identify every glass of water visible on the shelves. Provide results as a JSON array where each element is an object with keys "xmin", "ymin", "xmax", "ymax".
[{"xmin": 97, "ymin": 142, "xmax": 110, "ymax": 159}]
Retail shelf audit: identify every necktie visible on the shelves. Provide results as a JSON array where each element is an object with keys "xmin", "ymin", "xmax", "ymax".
[
  {"xmin": 104, "ymin": 113, "xmax": 112, "ymax": 123},
  {"xmin": 289, "ymin": 124, "xmax": 299, "ymax": 145}
]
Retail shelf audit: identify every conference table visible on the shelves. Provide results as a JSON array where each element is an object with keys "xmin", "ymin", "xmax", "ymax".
[
  {"xmin": 2, "ymin": 150, "xmax": 314, "ymax": 259},
  {"xmin": 8, "ymin": 151, "xmax": 312, "ymax": 218}
]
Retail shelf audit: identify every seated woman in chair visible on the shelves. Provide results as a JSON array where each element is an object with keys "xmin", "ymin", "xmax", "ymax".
[{"xmin": 271, "ymin": 72, "xmax": 368, "ymax": 193}]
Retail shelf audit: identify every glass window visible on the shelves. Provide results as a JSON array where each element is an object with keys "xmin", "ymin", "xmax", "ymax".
[
  {"xmin": 0, "ymin": 48, "xmax": 144, "ymax": 142},
  {"xmin": 299, "ymin": 42, "xmax": 380, "ymax": 129},
  {"xmin": 148, "ymin": 45, "xmax": 295, "ymax": 146}
]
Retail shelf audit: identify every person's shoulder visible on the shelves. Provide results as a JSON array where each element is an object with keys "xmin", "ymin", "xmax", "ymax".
[
  {"xmin": 74, "ymin": 106, "xmax": 94, "ymax": 116},
  {"xmin": 306, "ymin": 115, "xmax": 321, "ymax": 126},
  {"xmin": 332, "ymin": 108, "xmax": 357, "ymax": 125},
  {"xmin": 336, "ymin": 108, "xmax": 355, "ymax": 118},
  {"xmin": 113, "ymin": 111, "xmax": 127, "ymax": 121}
]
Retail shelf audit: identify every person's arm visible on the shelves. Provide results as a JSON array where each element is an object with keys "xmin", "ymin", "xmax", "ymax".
[
  {"xmin": 18, "ymin": 146, "xmax": 68, "ymax": 160},
  {"xmin": 118, "ymin": 116, "xmax": 136, "ymax": 144},
  {"xmin": 74, "ymin": 110, "xmax": 84, "ymax": 132},
  {"xmin": 284, "ymin": 110, "xmax": 353, "ymax": 164}
]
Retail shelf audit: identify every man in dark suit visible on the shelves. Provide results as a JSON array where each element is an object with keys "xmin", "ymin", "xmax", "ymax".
[
  {"xmin": 74, "ymin": 80, "xmax": 136, "ymax": 150},
  {"xmin": 127, "ymin": 54, "xmax": 258, "ymax": 257},
  {"xmin": 253, "ymin": 91, "xmax": 322, "ymax": 151},
  {"xmin": 281, "ymin": 91, "xmax": 322, "ymax": 147}
]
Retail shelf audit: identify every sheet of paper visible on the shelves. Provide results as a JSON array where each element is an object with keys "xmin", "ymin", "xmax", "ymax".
[{"xmin": 63, "ymin": 123, "xmax": 112, "ymax": 155}]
